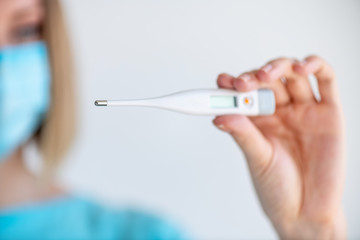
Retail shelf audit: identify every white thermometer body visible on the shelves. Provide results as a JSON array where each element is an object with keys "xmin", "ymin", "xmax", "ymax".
[{"xmin": 95, "ymin": 88, "xmax": 275, "ymax": 116}]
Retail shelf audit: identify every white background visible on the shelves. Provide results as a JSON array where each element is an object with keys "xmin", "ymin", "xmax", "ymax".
[{"xmin": 59, "ymin": 1, "xmax": 360, "ymax": 239}]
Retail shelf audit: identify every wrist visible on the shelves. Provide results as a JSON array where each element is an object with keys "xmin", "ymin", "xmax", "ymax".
[{"xmin": 273, "ymin": 210, "xmax": 347, "ymax": 240}]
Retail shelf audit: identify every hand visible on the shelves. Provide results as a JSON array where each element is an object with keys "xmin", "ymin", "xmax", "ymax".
[{"xmin": 213, "ymin": 56, "xmax": 346, "ymax": 239}]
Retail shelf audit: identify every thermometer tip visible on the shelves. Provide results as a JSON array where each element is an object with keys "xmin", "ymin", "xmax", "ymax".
[{"xmin": 95, "ymin": 100, "xmax": 108, "ymax": 106}]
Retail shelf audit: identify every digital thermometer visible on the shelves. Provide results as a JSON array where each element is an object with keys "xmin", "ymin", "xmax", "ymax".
[{"xmin": 95, "ymin": 88, "xmax": 275, "ymax": 116}]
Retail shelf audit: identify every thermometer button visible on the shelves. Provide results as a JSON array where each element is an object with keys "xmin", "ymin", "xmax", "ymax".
[{"xmin": 243, "ymin": 96, "xmax": 254, "ymax": 107}]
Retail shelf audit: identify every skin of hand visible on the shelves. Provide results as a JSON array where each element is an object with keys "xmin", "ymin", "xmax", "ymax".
[{"xmin": 213, "ymin": 56, "xmax": 346, "ymax": 239}]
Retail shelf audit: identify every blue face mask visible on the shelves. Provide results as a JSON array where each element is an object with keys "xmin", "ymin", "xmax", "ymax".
[{"xmin": 0, "ymin": 41, "xmax": 51, "ymax": 161}]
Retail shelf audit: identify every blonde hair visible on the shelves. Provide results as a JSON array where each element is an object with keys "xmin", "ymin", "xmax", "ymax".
[{"xmin": 36, "ymin": 0, "xmax": 76, "ymax": 176}]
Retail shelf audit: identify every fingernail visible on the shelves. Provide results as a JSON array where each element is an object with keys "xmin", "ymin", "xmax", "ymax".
[
  {"xmin": 239, "ymin": 74, "xmax": 251, "ymax": 82},
  {"xmin": 280, "ymin": 76, "xmax": 287, "ymax": 83},
  {"xmin": 261, "ymin": 64, "xmax": 273, "ymax": 73},
  {"xmin": 299, "ymin": 60, "xmax": 307, "ymax": 66},
  {"xmin": 216, "ymin": 124, "xmax": 227, "ymax": 131}
]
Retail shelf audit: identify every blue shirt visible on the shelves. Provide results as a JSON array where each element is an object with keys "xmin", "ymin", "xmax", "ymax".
[{"xmin": 0, "ymin": 195, "xmax": 187, "ymax": 240}]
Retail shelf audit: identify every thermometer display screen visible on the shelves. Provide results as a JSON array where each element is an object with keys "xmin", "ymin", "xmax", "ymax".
[{"xmin": 210, "ymin": 96, "xmax": 237, "ymax": 108}]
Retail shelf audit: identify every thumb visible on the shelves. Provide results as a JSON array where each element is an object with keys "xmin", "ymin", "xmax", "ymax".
[{"xmin": 213, "ymin": 115, "xmax": 273, "ymax": 176}]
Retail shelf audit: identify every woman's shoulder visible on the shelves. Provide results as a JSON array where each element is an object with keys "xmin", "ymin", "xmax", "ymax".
[{"xmin": 0, "ymin": 194, "xmax": 188, "ymax": 240}]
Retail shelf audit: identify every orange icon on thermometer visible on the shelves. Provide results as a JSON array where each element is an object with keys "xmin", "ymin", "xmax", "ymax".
[{"xmin": 243, "ymin": 96, "xmax": 253, "ymax": 106}]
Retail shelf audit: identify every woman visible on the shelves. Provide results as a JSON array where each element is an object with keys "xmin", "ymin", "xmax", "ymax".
[{"xmin": 0, "ymin": 0, "xmax": 346, "ymax": 239}]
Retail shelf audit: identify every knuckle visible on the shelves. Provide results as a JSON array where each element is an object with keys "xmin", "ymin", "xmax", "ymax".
[
  {"xmin": 325, "ymin": 64, "xmax": 336, "ymax": 77},
  {"xmin": 307, "ymin": 55, "xmax": 336, "ymax": 76},
  {"xmin": 217, "ymin": 73, "xmax": 228, "ymax": 79},
  {"xmin": 290, "ymin": 57, "xmax": 300, "ymax": 63},
  {"xmin": 306, "ymin": 54, "xmax": 322, "ymax": 62},
  {"xmin": 268, "ymin": 57, "xmax": 292, "ymax": 66}
]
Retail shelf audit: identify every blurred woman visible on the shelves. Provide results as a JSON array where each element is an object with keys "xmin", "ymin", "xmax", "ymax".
[
  {"xmin": 0, "ymin": 0, "xmax": 184, "ymax": 239},
  {"xmin": 0, "ymin": 0, "xmax": 346, "ymax": 239}
]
